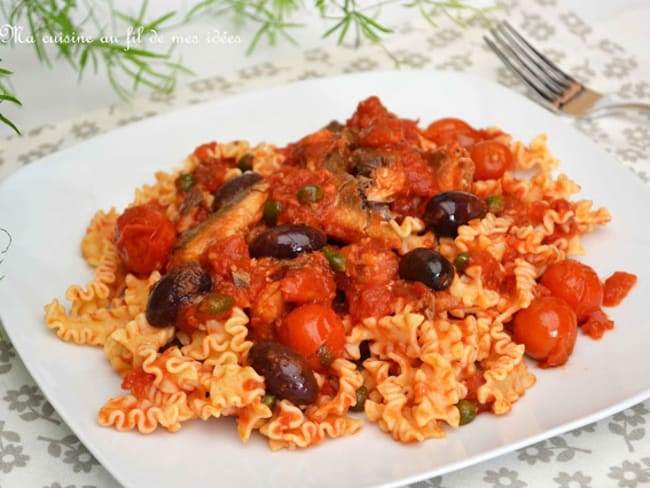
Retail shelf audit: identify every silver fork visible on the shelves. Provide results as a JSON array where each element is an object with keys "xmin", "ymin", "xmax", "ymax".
[{"xmin": 484, "ymin": 21, "xmax": 650, "ymax": 118}]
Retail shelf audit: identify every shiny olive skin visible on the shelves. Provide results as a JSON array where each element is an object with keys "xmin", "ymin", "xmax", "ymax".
[
  {"xmin": 424, "ymin": 191, "xmax": 487, "ymax": 237},
  {"xmin": 211, "ymin": 172, "xmax": 263, "ymax": 212},
  {"xmin": 146, "ymin": 261, "xmax": 212, "ymax": 327},
  {"xmin": 248, "ymin": 224, "xmax": 327, "ymax": 259},
  {"xmin": 248, "ymin": 341, "xmax": 319, "ymax": 405},
  {"xmin": 399, "ymin": 248, "xmax": 455, "ymax": 291}
]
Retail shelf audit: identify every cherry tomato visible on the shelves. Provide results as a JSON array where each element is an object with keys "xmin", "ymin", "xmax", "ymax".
[
  {"xmin": 512, "ymin": 296, "xmax": 578, "ymax": 368},
  {"xmin": 603, "ymin": 271, "xmax": 637, "ymax": 307},
  {"xmin": 424, "ymin": 118, "xmax": 481, "ymax": 147},
  {"xmin": 470, "ymin": 141, "xmax": 513, "ymax": 180},
  {"xmin": 540, "ymin": 259, "xmax": 603, "ymax": 322},
  {"xmin": 280, "ymin": 304, "xmax": 345, "ymax": 372},
  {"xmin": 115, "ymin": 202, "xmax": 176, "ymax": 275}
]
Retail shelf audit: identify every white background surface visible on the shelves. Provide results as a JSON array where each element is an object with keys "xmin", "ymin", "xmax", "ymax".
[{"xmin": 1, "ymin": 0, "xmax": 649, "ymax": 139}]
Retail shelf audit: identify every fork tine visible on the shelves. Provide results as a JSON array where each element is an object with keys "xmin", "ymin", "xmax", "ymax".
[
  {"xmin": 501, "ymin": 21, "xmax": 576, "ymax": 85},
  {"xmin": 484, "ymin": 35, "xmax": 557, "ymax": 104},
  {"xmin": 492, "ymin": 25, "xmax": 568, "ymax": 98}
]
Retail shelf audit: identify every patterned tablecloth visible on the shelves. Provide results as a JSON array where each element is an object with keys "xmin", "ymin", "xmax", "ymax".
[{"xmin": 1, "ymin": 1, "xmax": 649, "ymax": 487}]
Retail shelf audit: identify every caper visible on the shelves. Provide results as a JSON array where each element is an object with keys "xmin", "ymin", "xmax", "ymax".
[
  {"xmin": 263, "ymin": 199, "xmax": 281, "ymax": 226},
  {"xmin": 198, "ymin": 293, "xmax": 234, "ymax": 315},
  {"xmin": 175, "ymin": 173, "xmax": 196, "ymax": 193},
  {"xmin": 318, "ymin": 345, "xmax": 335, "ymax": 368},
  {"xmin": 297, "ymin": 184, "xmax": 323, "ymax": 203},
  {"xmin": 322, "ymin": 247, "xmax": 347, "ymax": 272},
  {"xmin": 237, "ymin": 153, "xmax": 254, "ymax": 172},
  {"xmin": 485, "ymin": 194, "xmax": 505, "ymax": 214},
  {"xmin": 457, "ymin": 399, "xmax": 478, "ymax": 425},
  {"xmin": 350, "ymin": 386, "xmax": 369, "ymax": 412},
  {"xmin": 454, "ymin": 252, "xmax": 470, "ymax": 274},
  {"xmin": 261, "ymin": 394, "xmax": 277, "ymax": 409}
]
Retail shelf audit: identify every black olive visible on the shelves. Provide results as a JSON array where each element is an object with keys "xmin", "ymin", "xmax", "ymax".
[
  {"xmin": 211, "ymin": 172, "xmax": 263, "ymax": 212},
  {"xmin": 145, "ymin": 262, "xmax": 212, "ymax": 327},
  {"xmin": 248, "ymin": 224, "xmax": 327, "ymax": 260},
  {"xmin": 399, "ymin": 248, "xmax": 454, "ymax": 291},
  {"xmin": 423, "ymin": 191, "xmax": 487, "ymax": 237},
  {"xmin": 248, "ymin": 341, "xmax": 318, "ymax": 405}
]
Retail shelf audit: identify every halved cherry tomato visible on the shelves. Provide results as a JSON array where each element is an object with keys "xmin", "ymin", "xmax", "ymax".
[
  {"xmin": 603, "ymin": 271, "xmax": 637, "ymax": 307},
  {"xmin": 115, "ymin": 202, "xmax": 176, "ymax": 275},
  {"xmin": 512, "ymin": 296, "xmax": 578, "ymax": 368},
  {"xmin": 540, "ymin": 259, "xmax": 603, "ymax": 322},
  {"xmin": 424, "ymin": 118, "xmax": 481, "ymax": 147},
  {"xmin": 470, "ymin": 141, "xmax": 513, "ymax": 180},
  {"xmin": 279, "ymin": 304, "xmax": 345, "ymax": 372}
]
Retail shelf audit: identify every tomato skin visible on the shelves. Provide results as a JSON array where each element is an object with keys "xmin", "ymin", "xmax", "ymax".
[
  {"xmin": 512, "ymin": 296, "xmax": 578, "ymax": 368},
  {"xmin": 280, "ymin": 265, "xmax": 336, "ymax": 307},
  {"xmin": 470, "ymin": 141, "xmax": 513, "ymax": 180},
  {"xmin": 603, "ymin": 271, "xmax": 637, "ymax": 307},
  {"xmin": 540, "ymin": 259, "xmax": 603, "ymax": 322},
  {"xmin": 115, "ymin": 202, "xmax": 176, "ymax": 275},
  {"xmin": 424, "ymin": 118, "xmax": 481, "ymax": 147},
  {"xmin": 280, "ymin": 304, "xmax": 345, "ymax": 371},
  {"xmin": 581, "ymin": 309, "xmax": 614, "ymax": 340}
]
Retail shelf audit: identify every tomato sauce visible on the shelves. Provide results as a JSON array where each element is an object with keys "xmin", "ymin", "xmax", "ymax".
[
  {"xmin": 603, "ymin": 271, "xmax": 637, "ymax": 307},
  {"xmin": 136, "ymin": 96, "xmax": 638, "ymax": 379},
  {"xmin": 121, "ymin": 367, "xmax": 155, "ymax": 401}
]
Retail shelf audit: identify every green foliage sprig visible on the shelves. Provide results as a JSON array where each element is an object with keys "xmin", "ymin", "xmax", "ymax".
[
  {"xmin": 0, "ymin": 66, "xmax": 21, "ymax": 134},
  {"xmin": 0, "ymin": 0, "xmax": 491, "ymax": 135}
]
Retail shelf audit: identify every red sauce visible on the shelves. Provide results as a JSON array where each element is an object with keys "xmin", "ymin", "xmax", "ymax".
[
  {"xmin": 205, "ymin": 234, "xmax": 250, "ymax": 279},
  {"xmin": 280, "ymin": 256, "xmax": 336, "ymax": 307},
  {"xmin": 468, "ymin": 249, "xmax": 503, "ymax": 291},
  {"xmin": 121, "ymin": 367, "xmax": 155, "ymax": 401},
  {"xmin": 603, "ymin": 271, "xmax": 637, "ymax": 307},
  {"xmin": 581, "ymin": 309, "xmax": 614, "ymax": 340},
  {"xmin": 267, "ymin": 167, "xmax": 335, "ymax": 232},
  {"xmin": 165, "ymin": 96, "xmax": 637, "ymax": 376}
]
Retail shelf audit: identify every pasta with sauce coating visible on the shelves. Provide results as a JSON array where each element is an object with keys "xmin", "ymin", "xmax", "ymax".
[{"xmin": 46, "ymin": 96, "xmax": 632, "ymax": 450}]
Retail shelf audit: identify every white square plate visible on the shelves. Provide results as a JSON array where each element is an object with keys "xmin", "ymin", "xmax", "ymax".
[{"xmin": 1, "ymin": 71, "xmax": 649, "ymax": 488}]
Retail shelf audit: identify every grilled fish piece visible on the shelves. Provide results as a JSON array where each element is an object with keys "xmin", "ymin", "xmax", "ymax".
[{"xmin": 170, "ymin": 181, "xmax": 269, "ymax": 266}]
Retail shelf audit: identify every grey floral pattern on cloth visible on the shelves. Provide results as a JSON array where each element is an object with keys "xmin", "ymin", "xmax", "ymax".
[
  {"xmin": 517, "ymin": 437, "xmax": 591, "ymax": 465},
  {"xmin": 0, "ymin": 420, "xmax": 29, "ymax": 474},
  {"xmin": 0, "ymin": 0, "xmax": 649, "ymax": 487},
  {"xmin": 38, "ymin": 434, "xmax": 99, "ymax": 473},
  {"xmin": 483, "ymin": 467, "xmax": 527, "ymax": 488},
  {"xmin": 608, "ymin": 458, "xmax": 650, "ymax": 488},
  {"xmin": 608, "ymin": 403, "xmax": 649, "ymax": 452},
  {"xmin": 553, "ymin": 471, "xmax": 592, "ymax": 488}
]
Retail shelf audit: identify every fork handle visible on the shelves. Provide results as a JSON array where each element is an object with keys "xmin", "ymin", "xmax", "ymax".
[{"xmin": 588, "ymin": 98, "xmax": 650, "ymax": 118}]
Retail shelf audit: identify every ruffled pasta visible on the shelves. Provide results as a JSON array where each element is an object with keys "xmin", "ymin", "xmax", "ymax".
[
  {"xmin": 104, "ymin": 312, "xmax": 175, "ymax": 376},
  {"xmin": 260, "ymin": 400, "xmax": 362, "ymax": 451},
  {"xmin": 47, "ymin": 120, "xmax": 613, "ymax": 451},
  {"xmin": 44, "ymin": 299, "xmax": 133, "ymax": 346},
  {"xmin": 81, "ymin": 209, "xmax": 118, "ymax": 266},
  {"xmin": 181, "ymin": 307, "xmax": 252, "ymax": 367}
]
